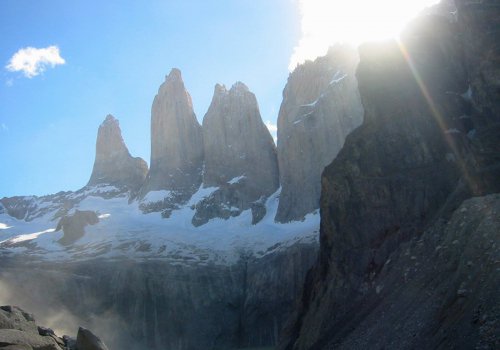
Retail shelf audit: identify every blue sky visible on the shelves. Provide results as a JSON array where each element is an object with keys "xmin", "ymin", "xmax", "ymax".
[
  {"xmin": 0, "ymin": 0, "xmax": 439, "ymax": 198},
  {"xmin": 0, "ymin": 0, "xmax": 300, "ymax": 197}
]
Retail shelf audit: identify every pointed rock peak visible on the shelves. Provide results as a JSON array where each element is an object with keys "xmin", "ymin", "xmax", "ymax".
[
  {"xmin": 88, "ymin": 115, "xmax": 148, "ymax": 189},
  {"xmin": 165, "ymin": 68, "xmax": 183, "ymax": 83},
  {"xmin": 102, "ymin": 114, "xmax": 119, "ymax": 127},
  {"xmin": 230, "ymin": 81, "xmax": 249, "ymax": 94},
  {"xmin": 104, "ymin": 114, "xmax": 117, "ymax": 122}
]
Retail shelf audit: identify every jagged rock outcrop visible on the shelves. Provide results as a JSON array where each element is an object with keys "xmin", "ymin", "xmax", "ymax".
[
  {"xmin": 276, "ymin": 45, "xmax": 364, "ymax": 222},
  {"xmin": 279, "ymin": 2, "xmax": 500, "ymax": 349},
  {"xmin": 87, "ymin": 115, "xmax": 148, "ymax": 190},
  {"xmin": 143, "ymin": 68, "xmax": 204, "ymax": 196},
  {"xmin": 0, "ymin": 305, "xmax": 108, "ymax": 350},
  {"xmin": 193, "ymin": 82, "xmax": 279, "ymax": 225},
  {"xmin": 56, "ymin": 210, "xmax": 99, "ymax": 246}
]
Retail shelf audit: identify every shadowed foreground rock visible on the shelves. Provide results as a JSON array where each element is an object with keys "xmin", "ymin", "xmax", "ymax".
[{"xmin": 0, "ymin": 306, "xmax": 107, "ymax": 350}]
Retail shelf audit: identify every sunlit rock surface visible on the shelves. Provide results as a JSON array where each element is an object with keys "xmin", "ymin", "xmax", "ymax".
[
  {"xmin": 194, "ymin": 82, "xmax": 279, "ymax": 225},
  {"xmin": 143, "ymin": 68, "xmax": 204, "ymax": 196},
  {"xmin": 276, "ymin": 45, "xmax": 364, "ymax": 222}
]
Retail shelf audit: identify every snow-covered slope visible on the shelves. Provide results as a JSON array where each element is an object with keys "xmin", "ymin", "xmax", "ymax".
[{"xmin": 0, "ymin": 184, "xmax": 319, "ymax": 264}]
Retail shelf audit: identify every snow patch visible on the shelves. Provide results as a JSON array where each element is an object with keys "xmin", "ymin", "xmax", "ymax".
[
  {"xmin": 228, "ymin": 176, "xmax": 245, "ymax": 185},
  {"xmin": 301, "ymin": 99, "xmax": 318, "ymax": 107},
  {"xmin": 142, "ymin": 190, "xmax": 172, "ymax": 203},
  {"xmin": 461, "ymin": 85, "xmax": 472, "ymax": 101},
  {"xmin": 2, "ymin": 228, "xmax": 55, "ymax": 244},
  {"xmin": 330, "ymin": 70, "xmax": 347, "ymax": 84},
  {"xmin": 187, "ymin": 185, "xmax": 218, "ymax": 206}
]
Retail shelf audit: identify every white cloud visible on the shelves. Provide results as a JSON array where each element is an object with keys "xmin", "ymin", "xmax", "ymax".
[
  {"xmin": 265, "ymin": 120, "xmax": 278, "ymax": 132},
  {"xmin": 290, "ymin": 0, "xmax": 439, "ymax": 70},
  {"xmin": 6, "ymin": 45, "xmax": 65, "ymax": 78},
  {"xmin": 265, "ymin": 120, "xmax": 278, "ymax": 144}
]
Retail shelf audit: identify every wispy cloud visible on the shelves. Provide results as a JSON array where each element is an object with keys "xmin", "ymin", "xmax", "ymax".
[
  {"xmin": 1, "ymin": 123, "xmax": 8, "ymax": 132},
  {"xmin": 6, "ymin": 45, "xmax": 65, "ymax": 78},
  {"xmin": 5, "ymin": 78, "xmax": 13, "ymax": 87},
  {"xmin": 289, "ymin": 0, "xmax": 439, "ymax": 71}
]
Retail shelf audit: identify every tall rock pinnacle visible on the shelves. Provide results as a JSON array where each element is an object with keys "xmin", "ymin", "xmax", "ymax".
[
  {"xmin": 275, "ymin": 45, "xmax": 364, "ymax": 222},
  {"xmin": 192, "ymin": 82, "xmax": 279, "ymax": 225},
  {"xmin": 87, "ymin": 114, "xmax": 148, "ymax": 190},
  {"xmin": 144, "ymin": 68, "xmax": 204, "ymax": 195},
  {"xmin": 203, "ymin": 82, "xmax": 279, "ymax": 193}
]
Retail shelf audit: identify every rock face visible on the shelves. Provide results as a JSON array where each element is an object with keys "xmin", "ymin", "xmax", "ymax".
[
  {"xmin": 279, "ymin": 2, "xmax": 500, "ymax": 349},
  {"xmin": 87, "ymin": 115, "xmax": 148, "ymax": 191},
  {"xmin": 193, "ymin": 82, "xmax": 279, "ymax": 225},
  {"xmin": 143, "ymin": 68, "xmax": 204, "ymax": 195},
  {"xmin": 0, "ymin": 242, "xmax": 317, "ymax": 350},
  {"xmin": 276, "ymin": 45, "xmax": 364, "ymax": 222}
]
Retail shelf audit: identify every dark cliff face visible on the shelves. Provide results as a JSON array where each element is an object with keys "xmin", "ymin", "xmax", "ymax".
[
  {"xmin": 0, "ymin": 242, "xmax": 317, "ymax": 350},
  {"xmin": 280, "ymin": 1, "xmax": 500, "ymax": 349},
  {"xmin": 276, "ymin": 45, "xmax": 364, "ymax": 223},
  {"xmin": 143, "ymin": 68, "xmax": 204, "ymax": 195},
  {"xmin": 87, "ymin": 115, "xmax": 148, "ymax": 191}
]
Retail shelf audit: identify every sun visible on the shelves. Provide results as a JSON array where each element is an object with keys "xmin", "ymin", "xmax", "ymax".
[{"xmin": 290, "ymin": 0, "xmax": 441, "ymax": 70}]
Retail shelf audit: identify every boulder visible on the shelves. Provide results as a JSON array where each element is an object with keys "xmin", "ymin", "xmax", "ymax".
[{"xmin": 75, "ymin": 327, "xmax": 108, "ymax": 350}]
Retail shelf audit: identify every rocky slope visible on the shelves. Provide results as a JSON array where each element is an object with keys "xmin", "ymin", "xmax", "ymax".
[
  {"xmin": 0, "ymin": 305, "xmax": 108, "ymax": 350},
  {"xmin": 279, "ymin": 1, "xmax": 500, "ymax": 349},
  {"xmin": 87, "ymin": 115, "xmax": 148, "ymax": 191},
  {"xmin": 275, "ymin": 45, "xmax": 364, "ymax": 222},
  {"xmin": 194, "ymin": 82, "xmax": 279, "ymax": 226},
  {"xmin": 143, "ymin": 68, "xmax": 204, "ymax": 196}
]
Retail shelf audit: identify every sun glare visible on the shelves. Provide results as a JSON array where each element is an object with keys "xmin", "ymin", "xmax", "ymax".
[{"xmin": 290, "ymin": 0, "xmax": 440, "ymax": 70}]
